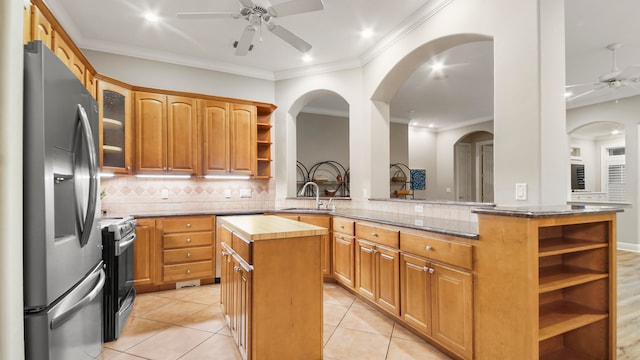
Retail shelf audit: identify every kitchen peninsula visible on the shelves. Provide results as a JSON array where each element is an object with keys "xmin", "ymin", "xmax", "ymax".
[{"xmin": 217, "ymin": 215, "xmax": 328, "ymax": 360}]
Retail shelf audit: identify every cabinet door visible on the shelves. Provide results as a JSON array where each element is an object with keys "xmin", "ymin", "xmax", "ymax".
[
  {"xmin": 431, "ymin": 262, "xmax": 473, "ymax": 359},
  {"xmin": 51, "ymin": 32, "xmax": 73, "ymax": 69},
  {"xmin": 400, "ymin": 253, "xmax": 431, "ymax": 335},
  {"xmin": 135, "ymin": 92, "xmax": 167, "ymax": 173},
  {"xmin": 31, "ymin": 6, "xmax": 52, "ymax": 48},
  {"xmin": 134, "ymin": 218, "xmax": 156, "ymax": 286},
  {"xmin": 229, "ymin": 103, "xmax": 257, "ymax": 175},
  {"xmin": 232, "ymin": 256, "xmax": 252, "ymax": 360},
  {"xmin": 299, "ymin": 215, "xmax": 332, "ymax": 276},
  {"xmin": 220, "ymin": 243, "xmax": 233, "ymax": 325},
  {"xmin": 24, "ymin": 5, "xmax": 32, "ymax": 44},
  {"xmin": 199, "ymin": 100, "xmax": 230, "ymax": 175},
  {"xmin": 355, "ymin": 239, "xmax": 376, "ymax": 301},
  {"xmin": 99, "ymin": 80, "xmax": 132, "ymax": 173},
  {"xmin": 376, "ymin": 245, "xmax": 400, "ymax": 316},
  {"xmin": 333, "ymin": 233, "xmax": 355, "ymax": 288},
  {"xmin": 167, "ymin": 96, "xmax": 198, "ymax": 173}
]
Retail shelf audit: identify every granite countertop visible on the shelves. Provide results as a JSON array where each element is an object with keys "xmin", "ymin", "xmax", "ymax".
[
  {"xmin": 272, "ymin": 208, "xmax": 479, "ymax": 239},
  {"xmin": 472, "ymin": 204, "xmax": 623, "ymax": 218},
  {"xmin": 219, "ymin": 215, "xmax": 329, "ymax": 241}
]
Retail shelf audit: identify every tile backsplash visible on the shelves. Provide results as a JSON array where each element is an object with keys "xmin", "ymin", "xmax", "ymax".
[{"xmin": 101, "ymin": 177, "xmax": 275, "ymax": 217}]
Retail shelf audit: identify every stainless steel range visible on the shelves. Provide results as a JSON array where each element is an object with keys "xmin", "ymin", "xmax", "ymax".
[{"xmin": 101, "ymin": 216, "xmax": 137, "ymax": 342}]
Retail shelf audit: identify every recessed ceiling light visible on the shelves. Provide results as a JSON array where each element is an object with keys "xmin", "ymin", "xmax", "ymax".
[
  {"xmin": 430, "ymin": 61, "xmax": 444, "ymax": 72},
  {"xmin": 611, "ymin": 129, "xmax": 620, "ymax": 135},
  {"xmin": 361, "ymin": 28, "xmax": 374, "ymax": 39},
  {"xmin": 302, "ymin": 54, "xmax": 313, "ymax": 63},
  {"xmin": 428, "ymin": 123, "xmax": 436, "ymax": 128},
  {"xmin": 565, "ymin": 91, "xmax": 573, "ymax": 98},
  {"xmin": 144, "ymin": 12, "xmax": 160, "ymax": 22}
]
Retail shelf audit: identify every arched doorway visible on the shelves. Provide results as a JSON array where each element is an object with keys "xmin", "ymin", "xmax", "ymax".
[{"xmin": 454, "ymin": 131, "xmax": 494, "ymax": 202}]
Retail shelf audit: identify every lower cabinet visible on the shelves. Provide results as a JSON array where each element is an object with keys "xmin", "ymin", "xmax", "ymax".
[
  {"xmin": 298, "ymin": 215, "xmax": 332, "ymax": 277},
  {"xmin": 400, "ymin": 253, "xmax": 473, "ymax": 359},
  {"xmin": 221, "ymin": 243, "xmax": 252, "ymax": 360},
  {"xmin": 333, "ymin": 231, "xmax": 355, "ymax": 288},
  {"xmin": 355, "ymin": 239, "xmax": 400, "ymax": 316},
  {"xmin": 133, "ymin": 218, "xmax": 156, "ymax": 286}
]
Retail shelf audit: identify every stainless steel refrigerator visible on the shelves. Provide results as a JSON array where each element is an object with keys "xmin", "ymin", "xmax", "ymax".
[{"xmin": 23, "ymin": 41, "xmax": 105, "ymax": 360}]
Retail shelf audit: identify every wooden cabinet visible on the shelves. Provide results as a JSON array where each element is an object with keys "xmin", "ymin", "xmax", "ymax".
[
  {"xmin": 474, "ymin": 211, "xmax": 617, "ymax": 360},
  {"xmin": 255, "ymin": 107, "xmax": 273, "ymax": 178},
  {"xmin": 24, "ymin": 4, "xmax": 32, "ymax": 44},
  {"xmin": 31, "ymin": 5, "xmax": 52, "ymax": 48},
  {"xmin": 400, "ymin": 253, "xmax": 473, "ymax": 359},
  {"xmin": 159, "ymin": 216, "xmax": 215, "ymax": 283},
  {"xmin": 199, "ymin": 100, "xmax": 257, "ymax": 176},
  {"xmin": 298, "ymin": 215, "xmax": 332, "ymax": 277},
  {"xmin": 98, "ymin": 78, "xmax": 133, "ymax": 173},
  {"xmin": 218, "ymin": 216, "xmax": 324, "ymax": 360},
  {"xmin": 52, "ymin": 32, "xmax": 85, "ymax": 83},
  {"xmin": 134, "ymin": 218, "xmax": 156, "ymax": 287},
  {"xmin": 333, "ymin": 217, "xmax": 356, "ymax": 288},
  {"xmin": 355, "ymin": 223, "xmax": 400, "ymax": 316},
  {"xmin": 135, "ymin": 92, "xmax": 198, "ymax": 174}
]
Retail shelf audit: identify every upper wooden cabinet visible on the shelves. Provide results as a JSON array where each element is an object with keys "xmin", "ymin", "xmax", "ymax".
[
  {"xmin": 98, "ymin": 78, "xmax": 133, "ymax": 174},
  {"xmin": 135, "ymin": 92, "xmax": 198, "ymax": 174},
  {"xmin": 30, "ymin": 5, "xmax": 52, "ymax": 48},
  {"xmin": 199, "ymin": 100, "xmax": 257, "ymax": 176}
]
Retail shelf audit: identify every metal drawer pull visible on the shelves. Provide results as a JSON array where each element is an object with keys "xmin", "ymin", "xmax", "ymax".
[
  {"xmin": 428, "ymin": 268, "xmax": 435, "ymax": 274},
  {"xmin": 234, "ymin": 266, "xmax": 241, "ymax": 272},
  {"xmin": 372, "ymin": 249, "xmax": 378, "ymax": 254},
  {"xmin": 372, "ymin": 232, "xmax": 378, "ymax": 237},
  {"xmin": 186, "ymin": 223, "xmax": 192, "ymax": 228},
  {"xmin": 423, "ymin": 266, "xmax": 429, "ymax": 272},
  {"xmin": 186, "ymin": 269, "xmax": 191, "ymax": 274},
  {"xmin": 425, "ymin": 245, "xmax": 433, "ymax": 251},
  {"xmin": 187, "ymin": 252, "xmax": 191, "ymax": 257},
  {"xmin": 340, "ymin": 225, "xmax": 344, "ymax": 229},
  {"xmin": 186, "ymin": 238, "xmax": 191, "ymax": 243},
  {"xmin": 221, "ymin": 251, "xmax": 227, "ymax": 256}
]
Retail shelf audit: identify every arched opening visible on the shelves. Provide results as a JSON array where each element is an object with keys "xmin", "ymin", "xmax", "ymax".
[
  {"xmin": 289, "ymin": 89, "xmax": 350, "ymax": 198},
  {"xmin": 454, "ymin": 131, "xmax": 494, "ymax": 202},
  {"xmin": 569, "ymin": 121, "xmax": 626, "ymax": 202}
]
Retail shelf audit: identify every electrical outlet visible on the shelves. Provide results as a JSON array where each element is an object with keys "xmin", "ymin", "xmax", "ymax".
[
  {"xmin": 224, "ymin": 189, "xmax": 231, "ymax": 199},
  {"xmin": 240, "ymin": 189, "xmax": 251, "ymax": 198},
  {"xmin": 414, "ymin": 218, "xmax": 424, "ymax": 226},
  {"xmin": 446, "ymin": 187, "xmax": 452, "ymax": 193},
  {"xmin": 161, "ymin": 189, "xmax": 169, "ymax": 199},
  {"xmin": 414, "ymin": 205, "xmax": 424, "ymax": 214},
  {"xmin": 515, "ymin": 183, "xmax": 528, "ymax": 201}
]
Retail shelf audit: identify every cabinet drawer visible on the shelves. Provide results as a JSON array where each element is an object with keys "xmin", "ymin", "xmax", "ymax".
[
  {"xmin": 300, "ymin": 215, "xmax": 331, "ymax": 228},
  {"xmin": 163, "ymin": 246, "xmax": 213, "ymax": 265},
  {"xmin": 232, "ymin": 234, "xmax": 252, "ymax": 264},
  {"xmin": 400, "ymin": 233, "xmax": 472, "ymax": 270},
  {"xmin": 163, "ymin": 232, "xmax": 212, "ymax": 249},
  {"xmin": 163, "ymin": 216, "xmax": 213, "ymax": 233},
  {"xmin": 333, "ymin": 217, "xmax": 355, "ymax": 235},
  {"xmin": 356, "ymin": 223, "xmax": 399, "ymax": 248},
  {"xmin": 162, "ymin": 261, "xmax": 214, "ymax": 282}
]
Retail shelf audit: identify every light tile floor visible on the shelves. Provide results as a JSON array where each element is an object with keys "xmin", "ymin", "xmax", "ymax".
[{"xmin": 100, "ymin": 282, "xmax": 450, "ymax": 360}]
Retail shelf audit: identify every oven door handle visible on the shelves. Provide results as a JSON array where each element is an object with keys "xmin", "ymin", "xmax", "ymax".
[{"xmin": 116, "ymin": 233, "xmax": 137, "ymax": 256}]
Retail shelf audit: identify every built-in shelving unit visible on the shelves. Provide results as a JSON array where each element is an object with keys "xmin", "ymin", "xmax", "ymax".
[{"xmin": 255, "ymin": 105, "xmax": 274, "ymax": 179}]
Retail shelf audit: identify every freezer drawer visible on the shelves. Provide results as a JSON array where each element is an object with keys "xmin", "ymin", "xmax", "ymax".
[{"xmin": 24, "ymin": 262, "xmax": 105, "ymax": 360}]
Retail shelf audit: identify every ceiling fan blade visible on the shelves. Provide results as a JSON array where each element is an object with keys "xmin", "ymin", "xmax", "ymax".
[
  {"xmin": 268, "ymin": 0, "xmax": 324, "ymax": 17},
  {"xmin": 267, "ymin": 23, "xmax": 312, "ymax": 53},
  {"xmin": 566, "ymin": 89, "xmax": 598, "ymax": 102},
  {"xmin": 177, "ymin": 12, "xmax": 239, "ymax": 19},
  {"xmin": 565, "ymin": 82, "xmax": 600, "ymax": 89},
  {"xmin": 616, "ymin": 65, "xmax": 640, "ymax": 80},
  {"xmin": 238, "ymin": 0, "xmax": 255, "ymax": 9},
  {"xmin": 235, "ymin": 25, "xmax": 256, "ymax": 56}
]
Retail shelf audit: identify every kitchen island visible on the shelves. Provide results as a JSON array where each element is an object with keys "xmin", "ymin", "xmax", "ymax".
[{"xmin": 217, "ymin": 215, "xmax": 329, "ymax": 360}]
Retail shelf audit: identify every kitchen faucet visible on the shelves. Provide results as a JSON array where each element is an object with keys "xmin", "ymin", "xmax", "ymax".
[
  {"xmin": 298, "ymin": 181, "xmax": 323, "ymax": 210},
  {"xmin": 326, "ymin": 197, "xmax": 336, "ymax": 211}
]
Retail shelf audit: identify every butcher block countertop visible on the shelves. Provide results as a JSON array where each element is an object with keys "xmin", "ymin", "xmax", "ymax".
[{"xmin": 218, "ymin": 214, "xmax": 329, "ymax": 241}]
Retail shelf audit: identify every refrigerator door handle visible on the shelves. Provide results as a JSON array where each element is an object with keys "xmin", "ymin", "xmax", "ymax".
[
  {"xmin": 77, "ymin": 104, "xmax": 99, "ymax": 247},
  {"xmin": 50, "ymin": 267, "xmax": 106, "ymax": 330}
]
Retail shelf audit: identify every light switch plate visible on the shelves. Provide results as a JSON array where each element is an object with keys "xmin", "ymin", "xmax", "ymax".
[
  {"xmin": 414, "ymin": 205, "xmax": 424, "ymax": 214},
  {"xmin": 515, "ymin": 183, "xmax": 528, "ymax": 201},
  {"xmin": 161, "ymin": 189, "xmax": 169, "ymax": 199},
  {"xmin": 224, "ymin": 189, "xmax": 231, "ymax": 199}
]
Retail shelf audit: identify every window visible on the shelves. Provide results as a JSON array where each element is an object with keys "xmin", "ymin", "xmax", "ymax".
[{"xmin": 605, "ymin": 147, "xmax": 625, "ymax": 202}]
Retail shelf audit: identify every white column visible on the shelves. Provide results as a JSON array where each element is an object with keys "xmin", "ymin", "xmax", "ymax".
[
  {"xmin": 369, "ymin": 101, "xmax": 391, "ymax": 199},
  {"xmin": 0, "ymin": 0, "xmax": 25, "ymax": 358}
]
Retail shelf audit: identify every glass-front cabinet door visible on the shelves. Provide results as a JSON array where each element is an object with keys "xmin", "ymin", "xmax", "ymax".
[{"xmin": 98, "ymin": 78, "xmax": 132, "ymax": 174}]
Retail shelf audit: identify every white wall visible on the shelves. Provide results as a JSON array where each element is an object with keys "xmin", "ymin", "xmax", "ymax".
[
  {"xmin": 296, "ymin": 112, "xmax": 350, "ymax": 170},
  {"xmin": 83, "ymin": 49, "xmax": 275, "ymax": 104},
  {"xmin": 567, "ymin": 95, "xmax": 640, "ymax": 249},
  {"xmin": 408, "ymin": 126, "xmax": 437, "ymax": 200},
  {"xmin": 390, "ymin": 122, "xmax": 409, "ymax": 165},
  {"xmin": 569, "ymin": 137, "xmax": 599, "ymax": 191},
  {"xmin": 0, "ymin": 1, "xmax": 25, "ymax": 358}
]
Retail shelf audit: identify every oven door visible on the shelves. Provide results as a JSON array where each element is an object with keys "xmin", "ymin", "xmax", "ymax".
[{"xmin": 116, "ymin": 232, "xmax": 136, "ymax": 302}]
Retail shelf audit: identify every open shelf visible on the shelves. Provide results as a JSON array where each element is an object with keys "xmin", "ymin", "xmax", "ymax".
[
  {"xmin": 538, "ymin": 238, "xmax": 608, "ymax": 257},
  {"xmin": 538, "ymin": 265, "xmax": 607, "ymax": 293},
  {"xmin": 103, "ymin": 117, "xmax": 123, "ymax": 128},
  {"xmin": 539, "ymin": 348, "xmax": 597, "ymax": 360},
  {"xmin": 538, "ymin": 300, "xmax": 608, "ymax": 341},
  {"xmin": 103, "ymin": 145, "xmax": 123, "ymax": 153}
]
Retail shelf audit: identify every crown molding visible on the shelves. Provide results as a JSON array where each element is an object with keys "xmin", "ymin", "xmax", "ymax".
[{"xmin": 299, "ymin": 106, "xmax": 349, "ymax": 118}]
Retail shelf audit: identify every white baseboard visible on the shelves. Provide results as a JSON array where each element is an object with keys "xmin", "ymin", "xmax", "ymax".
[{"xmin": 617, "ymin": 242, "xmax": 640, "ymax": 252}]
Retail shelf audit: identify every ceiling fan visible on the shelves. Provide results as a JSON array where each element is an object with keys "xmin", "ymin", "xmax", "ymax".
[
  {"xmin": 566, "ymin": 43, "xmax": 640, "ymax": 102},
  {"xmin": 177, "ymin": 0, "xmax": 324, "ymax": 56}
]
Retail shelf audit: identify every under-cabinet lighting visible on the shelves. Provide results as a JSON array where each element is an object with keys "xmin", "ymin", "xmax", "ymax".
[
  {"xmin": 203, "ymin": 175, "xmax": 251, "ymax": 180},
  {"xmin": 135, "ymin": 174, "xmax": 192, "ymax": 179},
  {"xmin": 100, "ymin": 172, "xmax": 115, "ymax": 178}
]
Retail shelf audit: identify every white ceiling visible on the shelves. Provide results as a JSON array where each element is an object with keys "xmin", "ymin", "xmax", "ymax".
[{"xmin": 43, "ymin": 0, "xmax": 640, "ymax": 131}]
